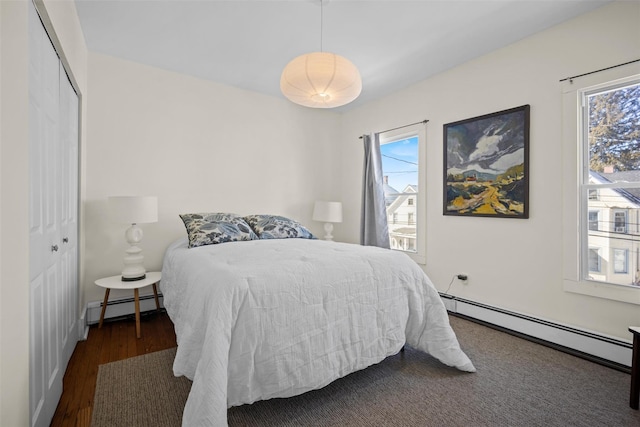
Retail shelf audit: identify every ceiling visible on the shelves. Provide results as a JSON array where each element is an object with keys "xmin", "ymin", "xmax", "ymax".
[{"xmin": 74, "ymin": 0, "xmax": 611, "ymax": 111}]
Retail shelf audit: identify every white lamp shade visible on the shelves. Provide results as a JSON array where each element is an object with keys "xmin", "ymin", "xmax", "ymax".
[
  {"xmin": 313, "ymin": 201, "xmax": 343, "ymax": 223},
  {"xmin": 280, "ymin": 52, "xmax": 362, "ymax": 108},
  {"xmin": 109, "ymin": 196, "xmax": 158, "ymax": 224}
]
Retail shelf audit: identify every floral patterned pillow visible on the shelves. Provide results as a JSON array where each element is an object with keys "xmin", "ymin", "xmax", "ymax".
[
  {"xmin": 179, "ymin": 213, "xmax": 258, "ymax": 248},
  {"xmin": 243, "ymin": 214, "xmax": 316, "ymax": 240}
]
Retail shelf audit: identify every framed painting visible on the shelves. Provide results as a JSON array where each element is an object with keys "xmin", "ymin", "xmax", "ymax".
[{"xmin": 443, "ymin": 105, "xmax": 530, "ymax": 218}]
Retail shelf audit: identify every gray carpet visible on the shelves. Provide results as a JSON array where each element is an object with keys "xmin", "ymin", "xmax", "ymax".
[{"xmin": 91, "ymin": 316, "xmax": 640, "ymax": 426}]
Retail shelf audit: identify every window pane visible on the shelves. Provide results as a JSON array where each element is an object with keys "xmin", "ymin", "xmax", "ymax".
[
  {"xmin": 587, "ymin": 83, "xmax": 640, "ymax": 178},
  {"xmin": 381, "ymin": 136, "xmax": 418, "ymax": 253},
  {"xmin": 586, "ymin": 189, "xmax": 640, "ymax": 285}
]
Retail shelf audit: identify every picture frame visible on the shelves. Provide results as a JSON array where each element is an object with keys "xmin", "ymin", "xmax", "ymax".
[{"xmin": 443, "ymin": 104, "xmax": 530, "ymax": 218}]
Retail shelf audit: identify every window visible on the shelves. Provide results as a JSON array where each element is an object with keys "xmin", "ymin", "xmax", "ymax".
[
  {"xmin": 581, "ymin": 81, "xmax": 639, "ymax": 287},
  {"xmin": 613, "ymin": 210, "xmax": 627, "ymax": 233},
  {"xmin": 613, "ymin": 248, "xmax": 628, "ymax": 274},
  {"xmin": 588, "ymin": 210, "xmax": 600, "ymax": 231},
  {"xmin": 588, "ymin": 247, "xmax": 601, "ymax": 273},
  {"xmin": 562, "ymin": 63, "xmax": 640, "ymax": 304},
  {"xmin": 380, "ymin": 124, "xmax": 426, "ymax": 264}
]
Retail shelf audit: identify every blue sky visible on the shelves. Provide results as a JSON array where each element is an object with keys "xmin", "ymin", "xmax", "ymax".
[{"xmin": 380, "ymin": 136, "xmax": 418, "ymax": 191}]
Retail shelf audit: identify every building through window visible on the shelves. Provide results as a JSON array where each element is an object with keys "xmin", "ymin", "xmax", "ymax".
[{"xmin": 380, "ymin": 135, "xmax": 420, "ymax": 255}]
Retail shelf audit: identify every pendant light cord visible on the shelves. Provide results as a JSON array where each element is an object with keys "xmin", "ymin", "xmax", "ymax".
[{"xmin": 320, "ymin": 0, "xmax": 323, "ymax": 52}]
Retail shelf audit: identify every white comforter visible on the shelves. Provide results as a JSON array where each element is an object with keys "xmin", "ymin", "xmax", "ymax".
[{"xmin": 161, "ymin": 238, "xmax": 475, "ymax": 426}]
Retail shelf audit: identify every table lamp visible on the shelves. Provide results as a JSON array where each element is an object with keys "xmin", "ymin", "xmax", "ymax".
[
  {"xmin": 312, "ymin": 201, "xmax": 343, "ymax": 241},
  {"xmin": 108, "ymin": 196, "xmax": 158, "ymax": 281}
]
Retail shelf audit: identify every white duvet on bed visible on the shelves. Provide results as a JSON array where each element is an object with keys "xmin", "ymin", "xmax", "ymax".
[{"xmin": 161, "ymin": 238, "xmax": 475, "ymax": 426}]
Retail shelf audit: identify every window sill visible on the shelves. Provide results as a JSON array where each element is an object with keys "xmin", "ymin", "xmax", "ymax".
[
  {"xmin": 564, "ymin": 279, "xmax": 640, "ymax": 306},
  {"xmin": 405, "ymin": 252, "xmax": 426, "ymax": 265}
]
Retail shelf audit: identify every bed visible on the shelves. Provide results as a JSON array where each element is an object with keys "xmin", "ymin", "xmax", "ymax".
[{"xmin": 160, "ymin": 213, "xmax": 475, "ymax": 426}]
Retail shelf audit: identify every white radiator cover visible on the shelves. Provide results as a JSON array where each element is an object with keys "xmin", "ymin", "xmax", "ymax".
[
  {"xmin": 441, "ymin": 294, "xmax": 633, "ymax": 369},
  {"xmin": 86, "ymin": 293, "xmax": 165, "ymax": 325}
]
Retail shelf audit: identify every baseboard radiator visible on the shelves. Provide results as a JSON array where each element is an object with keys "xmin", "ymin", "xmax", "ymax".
[
  {"xmin": 86, "ymin": 293, "xmax": 165, "ymax": 325},
  {"xmin": 440, "ymin": 294, "xmax": 633, "ymax": 373},
  {"xmin": 85, "ymin": 292, "xmax": 632, "ymax": 371}
]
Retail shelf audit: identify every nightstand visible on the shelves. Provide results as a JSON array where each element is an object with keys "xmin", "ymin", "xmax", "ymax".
[{"xmin": 95, "ymin": 271, "xmax": 161, "ymax": 338}]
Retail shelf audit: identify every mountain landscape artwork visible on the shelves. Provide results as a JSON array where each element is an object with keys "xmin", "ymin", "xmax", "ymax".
[{"xmin": 444, "ymin": 105, "xmax": 530, "ymax": 218}]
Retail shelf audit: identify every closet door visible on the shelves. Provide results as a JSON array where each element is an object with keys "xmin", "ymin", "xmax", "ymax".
[
  {"xmin": 59, "ymin": 65, "xmax": 79, "ymax": 367},
  {"xmin": 28, "ymin": 3, "xmax": 79, "ymax": 426}
]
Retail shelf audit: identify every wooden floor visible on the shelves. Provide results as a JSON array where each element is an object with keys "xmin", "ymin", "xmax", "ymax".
[{"xmin": 50, "ymin": 310, "xmax": 177, "ymax": 427}]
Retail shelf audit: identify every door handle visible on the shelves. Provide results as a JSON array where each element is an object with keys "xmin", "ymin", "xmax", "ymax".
[{"xmin": 51, "ymin": 245, "xmax": 59, "ymax": 252}]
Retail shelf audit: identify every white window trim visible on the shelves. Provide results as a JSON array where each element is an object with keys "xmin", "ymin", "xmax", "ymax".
[
  {"xmin": 380, "ymin": 124, "xmax": 427, "ymax": 265},
  {"xmin": 561, "ymin": 61, "xmax": 640, "ymax": 305}
]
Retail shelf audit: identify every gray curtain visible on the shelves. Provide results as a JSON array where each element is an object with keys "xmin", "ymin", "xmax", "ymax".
[{"xmin": 360, "ymin": 133, "xmax": 390, "ymax": 248}]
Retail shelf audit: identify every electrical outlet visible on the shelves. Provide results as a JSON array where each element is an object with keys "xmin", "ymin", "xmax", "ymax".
[{"xmin": 457, "ymin": 273, "xmax": 468, "ymax": 281}]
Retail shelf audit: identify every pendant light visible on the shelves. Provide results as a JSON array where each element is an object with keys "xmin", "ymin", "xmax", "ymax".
[{"xmin": 280, "ymin": 1, "xmax": 362, "ymax": 108}]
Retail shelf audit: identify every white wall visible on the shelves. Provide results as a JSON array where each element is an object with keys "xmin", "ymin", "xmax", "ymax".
[
  {"xmin": 83, "ymin": 53, "xmax": 341, "ymax": 303},
  {"xmin": 338, "ymin": 1, "xmax": 640, "ymax": 340},
  {"xmin": 1, "ymin": 3, "xmax": 30, "ymax": 424},
  {"xmin": 0, "ymin": 0, "xmax": 87, "ymax": 425}
]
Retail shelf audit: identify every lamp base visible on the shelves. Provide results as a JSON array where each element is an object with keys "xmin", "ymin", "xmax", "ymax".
[
  {"xmin": 121, "ymin": 234, "xmax": 147, "ymax": 282},
  {"xmin": 323, "ymin": 222, "xmax": 334, "ymax": 241}
]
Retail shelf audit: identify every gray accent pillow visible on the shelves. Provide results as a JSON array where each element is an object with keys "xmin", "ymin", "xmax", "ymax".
[
  {"xmin": 179, "ymin": 213, "xmax": 258, "ymax": 248},
  {"xmin": 243, "ymin": 214, "xmax": 316, "ymax": 240}
]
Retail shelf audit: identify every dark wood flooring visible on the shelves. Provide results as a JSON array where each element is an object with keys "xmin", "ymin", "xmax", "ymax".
[{"xmin": 50, "ymin": 310, "xmax": 177, "ymax": 427}]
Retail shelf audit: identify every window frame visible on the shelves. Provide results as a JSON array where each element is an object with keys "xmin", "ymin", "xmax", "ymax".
[
  {"xmin": 561, "ymin": 62, "xmax": 640, "ymax": 305},
  {"xmin": 379, "ymin": 124, "xmax": 427, "ymax": 265}
]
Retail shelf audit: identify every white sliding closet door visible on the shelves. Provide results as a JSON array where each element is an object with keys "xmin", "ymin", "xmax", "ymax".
[
  {"xmin": 59, "ymin": 63, "xmax": 79, "ymax": 369},
  {"xmin": 28, "ymin": 3, "xmax": 79, "ymax": 426}
]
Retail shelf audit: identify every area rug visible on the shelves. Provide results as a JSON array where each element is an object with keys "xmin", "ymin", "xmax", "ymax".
[
  {"xmin": 91, "ymin": 347, "xmax": 190, "ymax": 426},
  {"xmin": 91, "ymin": 316, "xmax": 640, "ymax": 426}
]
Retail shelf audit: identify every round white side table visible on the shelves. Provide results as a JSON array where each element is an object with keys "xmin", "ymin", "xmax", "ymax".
[{"xmin": 94, "ymin": 271, "xmax": 161, "ymax": 338}]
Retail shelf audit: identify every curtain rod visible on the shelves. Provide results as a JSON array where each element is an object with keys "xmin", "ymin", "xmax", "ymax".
[
  {"xmin": 359, "ymin": 119, "xmax": 428, "ymax": 139},
  {"xmin": 559, "ymin": 59, "xmax": 640, "ymax": 83}
]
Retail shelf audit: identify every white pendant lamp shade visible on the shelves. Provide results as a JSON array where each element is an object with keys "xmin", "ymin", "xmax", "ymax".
[{"xmin": 280, "ymin": 52, "xmax": 362, "ymax": 108}]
